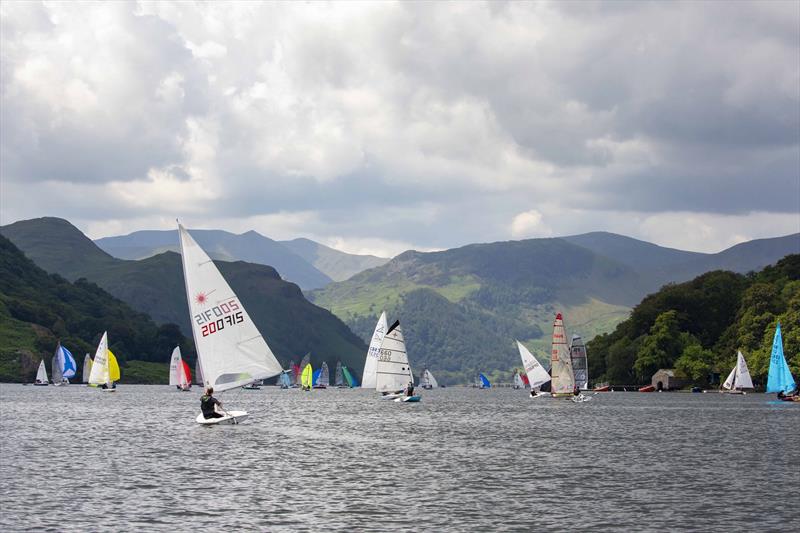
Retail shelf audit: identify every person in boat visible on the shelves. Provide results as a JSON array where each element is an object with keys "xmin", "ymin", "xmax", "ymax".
[
  {"xmin": 530, "ymin": 389, "xmax": 539, "ymax": 397},
  {"xmin": 405, "ymin": 381, "xmax": 415, "ymax": 397},
  {"xmin": 201, "ymin": 387, "xmax": 224, "ymax": 419},
  {"xmin": 100, "ymin": 382, "xmax": 116, "ymax": 389},
  {"xmin": 777, "ymin": 390, "xmax": 785, "ymax": 400}
]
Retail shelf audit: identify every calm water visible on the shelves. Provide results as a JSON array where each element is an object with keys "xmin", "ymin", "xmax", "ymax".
[{"xmin": 0, "ymin": 385, "xmax": 797, "ymax": 532}]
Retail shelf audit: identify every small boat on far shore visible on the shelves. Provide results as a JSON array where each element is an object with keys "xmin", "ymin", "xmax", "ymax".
[{"xmin": 638, "ymin": 385, "xmax": 655, "ymax": 392}]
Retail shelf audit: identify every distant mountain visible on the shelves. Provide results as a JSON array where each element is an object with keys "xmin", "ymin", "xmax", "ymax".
[
  {"xmin": 1, "ymin": 218, "xmax": 368, "ymax": 375},
  {"xmin": 94, "ymin": 228, "xmax": 332, "ymax": 290},
  {"xmin": 0, "ymin": 234, "xmax": 190, "ymax": 383},
  {"xmin": 310, "ymin": 232, "xmax": 799, "ymax": 383},
  {"xmin": 280, "ymin": 238, "xmax": 389, "ymax": 281}
]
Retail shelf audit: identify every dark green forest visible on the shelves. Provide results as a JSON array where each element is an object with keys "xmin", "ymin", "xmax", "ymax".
[
  {"xmin": 0, "ymin": 235, "xmax": 190, "ymax": 382},
  {"xmin": 587, "ymin": 255, "xmax": 800, "ymax": 387}
]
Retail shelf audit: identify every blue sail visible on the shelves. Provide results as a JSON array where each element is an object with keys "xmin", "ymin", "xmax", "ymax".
[
  {"xmin": 278, "ymin": 371, "xmax": 291, "ymax": 387},
  {"xmin": 312, "ymin": 368, "xmax": 322, "ymax": 386},
  {"xmin": 479, "ymin": 373, "xmax": 491, "ymax": 388},
  {"xmin": 60, "ymin": 345, "xmax": 77, "ymax": 378},
  {"xmin": 766, "ymin": 323, "xmax": 796, "ymax": 394}
]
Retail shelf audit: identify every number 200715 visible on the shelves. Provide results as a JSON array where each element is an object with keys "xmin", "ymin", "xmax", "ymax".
[{"xmin": 201, "ymin": 311, "xmax": 244, "ymax": 337}]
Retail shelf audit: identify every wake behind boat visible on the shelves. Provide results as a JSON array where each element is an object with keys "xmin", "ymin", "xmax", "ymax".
[{"xmin": 178, "ymin": 222, "xmax": 283, "ymax": 424}]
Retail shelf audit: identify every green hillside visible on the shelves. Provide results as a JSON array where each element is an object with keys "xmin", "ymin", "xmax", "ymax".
[
  {"xmin": 587, "ymin": 255, "xmax": 800, "ymax": 387},
  {"xmin": 0, "ymin": 235, "xmax": 189, "ymax": 383},
  {"xmin": 1, "ymin": 218, "xmax": 368, "ymax": 376}
]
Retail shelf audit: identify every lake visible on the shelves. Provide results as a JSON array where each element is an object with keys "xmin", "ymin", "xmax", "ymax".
[{"xmin": 0, "ymin": 385, "xmax": 797, "ymax": 531}]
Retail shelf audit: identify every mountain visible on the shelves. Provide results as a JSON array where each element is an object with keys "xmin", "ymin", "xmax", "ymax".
[
  {"xmin": 94, "ymin": 228, "xmax": 332, "ymax": 290},
  {"xmin": 280, "ymin": 238, "xmax": 389, "ymax": 281},
  {"xmin": 1, "ymin": 218, "xmax": 368, "ymax": 375},
  {"xmin": 587, "ymin": 255, "xmax": 800, "ymax": 387},
  {"xmin": 310, "ymin": 233, "xmax": 799, "ymax": 384},
  {"xmin": 0, "ymin": 234, "xmax": 190, "ymax": 383}
]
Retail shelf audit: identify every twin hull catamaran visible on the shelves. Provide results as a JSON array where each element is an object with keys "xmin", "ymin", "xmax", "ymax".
[{"xmin": 178, "ymin": 223, "xmax": 283, "ymax": 424}]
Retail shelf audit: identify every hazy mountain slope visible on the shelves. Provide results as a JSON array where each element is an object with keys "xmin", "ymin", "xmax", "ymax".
[
  {"xmin": 1, "ymin": 219, "xmax": 367, "ymax": 374},
  {"xmin": 280, "ymin": 237, "xmax": 389, "ymax": 281},
  {"xmin": 95, "ymin": 228, "xmax": 332, "ymax": 290},
  {"xmin": 0, "ymin": 234, "xmax": 189, "ymax": 383}
]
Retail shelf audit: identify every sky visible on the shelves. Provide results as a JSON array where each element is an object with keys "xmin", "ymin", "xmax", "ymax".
[{"xmin": 1, "ymin": 1, "xmax": 798, "ymax": 257}]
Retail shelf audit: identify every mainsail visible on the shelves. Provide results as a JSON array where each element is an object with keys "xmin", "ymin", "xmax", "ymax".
[
  {"xmin": 479, "ymin": 373, "xmax": 491, "ymax": 388},
  {"xmin": 517, "ymin": 340, "xmax": 551, "ymax": 391},
  {"xmin": 169, "ymin": 347, "xmax": 191, "ymax": 389},
  {"xmin": 550, "ymin": 313, "xmax": 576, "ymax": 396},
  {"xmin": 722, "ymin": 350, "xmax": 754, "ymax": 391},
  {"xmin": 178, "ymin": 223, "xmax": 282, "ymax": 392},
  {"xmin": 82, "ymin": 354, "xmax": 92, "ymax": 383},
  {"xmin": 362, "ymin": 311, "xmax": 388, "ymax": 388},
  {"xmin": 301, "ymin": 363, "xmax": 313, "ymax": 389},
  {"xmin": 374, "ymin": 320, "xmax": 413, "ymax": 393},
  {"xmin": 278, "ymin": 371, "xmax": 291, "ymax": 387},
  {"xmin": 766, "ymin": 323, "xmax": 796, "ymax": 394},
  {"xmin": 52, "ymin": 343, "xmax": 76, "ymax": 384},
  {"xmin": 318, "ymin": 362, "xmax": 330, "ymax": 387},
  {"xmin": 35, "ymin": 360, "xmax": 48, "ymax": 383},
  {"xmin": 343, "ymin": 366, "xmax": 358, "ymax": 387},
  {"xmin": 334, "ymin": 361, "xmax": 344, "ymax": 387},
  {"xmin": 420, "ymin": 369, "xmax": 438, "ymax": 388},
  {"xmin": 88, "ymin": 331, "xmax": 119, "ymax": 387},
  {"xmin": 513, "ymin": 371, "xmax": 525, "ymax": 389},
  {"xmin": 570, "ymin": 334, "xmax": 589, "ymax": 390}
]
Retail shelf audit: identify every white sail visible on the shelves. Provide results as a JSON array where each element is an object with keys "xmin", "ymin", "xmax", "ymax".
[
  {"xmin": 362, "ymin": 311, "xmax": 388, "ymax": 389},
  {"xmin": 178, "ymin": 223, "xmax": 282, "ymax": 392},
  {"xmin": 517, "ymin": 340, "xmax": 551, "ymax": 390},
  {"xmin": 375, "ymin": 320, "xmax": 413, "ymax": 393},
  {"xmin": 513, "ymin": 372, "xmax": 525, "ymax": 388},
  {"xmin": 735, "ymin": 350, "xmax": 754, "ymax": 390},
  {"xmin": 88, "ymin": 332, "xmax": 110, "ymax": 386},
  {"xmin": 51, "ymin": 352, "xmax": 63, "ymax": 384},
  {"xmin": 722, "ymin": 366, "xmax": 737, "ymax": 390},
  {"xmin": 194, "ymin": 357, "xmax": 204, "ymax": 386},
  {"xmin": 425, "ymin": 369, "xmax": 438, "ymax": 388},
  {"xmin": 169, "ymin": 347, "xmax": 182, "ymax": 387},
  {"xmin": 35, "ymin": 360, "xmax": 48, "ymax": 383},
  {"xmin": 82, "ymin": 354, "xmax": 92, "ymax": 383}
]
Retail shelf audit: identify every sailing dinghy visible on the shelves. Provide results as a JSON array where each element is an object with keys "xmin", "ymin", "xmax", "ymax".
[
  {"xmin": 52, "ymin": 342, "xmax": 77, "ymax": 386},
  {"xmin": 178, "ymin": 223, "xmax": 282, "ymax": 424},
  {"xmin": 301, "ymin": 363, "xmax": 313, "ymax": 391},
  {"xmin": 570, "ymin": 334, "xmax": 589, "ymax": 390},
  {"xmin": 361, "ymin": 312, "xmax": 388, "ymax": 388},
  {"xmin": 720, "ymin": 350, "xmax": 754, "ymax": 395},
  {"xmin": 420, "ymin": 369, "xmax": 438, "ymax": 389},
  {"xmin": 82, "ymin": 354, "xmax": 92, "ymax": 385},
  {"xmin": 314, "ymin": 361, "xmax": 330, "ymax": 389},
  {"xmin": 375, "ymin": 320, "xmax": 420, "ymax": 402},
  {"xmin": 34, "ymin": 360, "xmax": 49, "ymax": 386},
  {"xmin": 517, "ymin": 340, "xmax": 551, "ymax": 399},
  {"xmin": 88, "ymin": 332, "xmax": 121, "ymax": 391},
  {"xmin": 766, "ymin": 322, "xmax": 798, "ymax": 400},
  {"xmin": 169, "ymin": 346, "xmax": 192, "ymax": 391}
]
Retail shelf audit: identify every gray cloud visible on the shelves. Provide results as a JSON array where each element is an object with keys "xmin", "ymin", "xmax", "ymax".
[{"xmin": 1, "ymin": 1, "xmax": 797, "ymax": 254}]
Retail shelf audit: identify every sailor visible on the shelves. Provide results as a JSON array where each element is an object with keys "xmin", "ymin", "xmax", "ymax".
[
  {"xmin": 405, "ymin": 380, "xmax": 415, "ymax": 397},
  {"xmin": 201, "ymin": 387, "xmax": 224, "ymax": 419}
]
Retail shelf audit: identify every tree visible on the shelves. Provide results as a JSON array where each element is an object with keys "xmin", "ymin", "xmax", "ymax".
[{"xmin": 634, "ymin": 310, "xmax": 682, "ymax": 380}]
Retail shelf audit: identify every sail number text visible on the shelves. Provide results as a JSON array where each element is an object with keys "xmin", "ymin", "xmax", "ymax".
[
  {"xmin": 378, "ymin": 348, "xmax": 393, "ymax": 361},
  {"xmin": 200, "ymin": 311, "xmax": 244, "ymax": 337}
]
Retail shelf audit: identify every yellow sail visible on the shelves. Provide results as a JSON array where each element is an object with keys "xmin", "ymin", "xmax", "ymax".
[
  {"xmin": 108, "ymin": 350, "xmax": 121, "ymax": 383},
  {"xmin": 301, "ymin": 363, "xmax": 313, "ymax": 389}
]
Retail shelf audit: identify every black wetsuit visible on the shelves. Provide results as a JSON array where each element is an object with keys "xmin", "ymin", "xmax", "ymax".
[
  {"xmin": 406, "ymin": 384, "xmax": 415, "ymax": 397},
  {"xmin": 201, "ymin": 394, "xmax": 223, "ymax": 419}
]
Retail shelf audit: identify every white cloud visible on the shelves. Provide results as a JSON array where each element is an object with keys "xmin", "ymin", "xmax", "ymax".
[{"xmin": 510, "ymin": 210, "xmax": 553, "ymax": 239}]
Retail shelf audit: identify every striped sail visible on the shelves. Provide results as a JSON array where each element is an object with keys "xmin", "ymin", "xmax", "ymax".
[{"xmin": 570, "ymin": 334, "xmax": 589, "ymax": 390}]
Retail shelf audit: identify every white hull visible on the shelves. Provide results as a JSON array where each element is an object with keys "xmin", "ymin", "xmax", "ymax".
[
  {"xmin": 196, "ymin": 410, "xmax": 248, "ymax": 425},
  {"xmin": 381, "ymin": 392, "xmax": 403, "ymax": 400}
]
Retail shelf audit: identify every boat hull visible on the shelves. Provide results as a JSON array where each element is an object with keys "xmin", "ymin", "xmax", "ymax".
[
  {"xmin": 33, "ymin": 383, "xmax": 49, "ymax": 386},
  {"xmin": 638, "ymin": 385, "xmax": 655, "ymax": 392},
  {"xmin": 381, "ymin": 392, "xmax": 403, "ymax": 400},
  {"xmin": 395, "ymin": 395, "xmax": 421, "ymax": 402},
  {"xmin": 593, "ymin": 385, "xmax": 610, "ymax": 392},
  {"xmin": 196, "ymin": 410, "xmax": 248, "ymax": 425}
]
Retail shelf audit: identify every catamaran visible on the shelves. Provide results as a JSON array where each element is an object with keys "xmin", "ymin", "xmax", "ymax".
[
  {"xmin": 361, "ymin": 311, "xmax": 388, "ymax": 388},
  {"xmin": 34, "ymin": 360, "xmax": 49, "ymax": 386},
  {"xmin": 82, "ymin": 353, "xmax": 92, "ymax": 385},
  {"xmin": 420, "ymin": 369, "xmax": 438, "ymax": 389},
  {"xmin": 88, "ymin": 331, "xmax": 120, "ymax": 391},
  {"xmin": 375, "ymin": 320, "xmax": 420, "ymax": 402},
  {"xmin": 169, "ymin": 346, "xmax": 192, "ymax": 391},
  {"xmin": 720, "ymin": 350, "xmax": 754, "ymax": 395},
  {"xmin": 517, "ymin": 340, "xmax": 551, "ymax": 398},
  {"xmin": 766, "ymin": 322, "xmax": 798, "ymax": 401},
  {"xmin": 51, "ymin": 342, "xmax": 77, "ymax": 386},
  {"xmin": 570, "ymin": 334, "xmax": 589, "ymax": 390},
  {"xmin": 178, "ymin": 222, "xmax": 283, "ymax": 424}
]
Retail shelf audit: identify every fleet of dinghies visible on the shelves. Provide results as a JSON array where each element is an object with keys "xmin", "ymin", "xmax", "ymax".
[{"xmin": 178, "ymin": 222, "xmax": 283, "ymax": 424}]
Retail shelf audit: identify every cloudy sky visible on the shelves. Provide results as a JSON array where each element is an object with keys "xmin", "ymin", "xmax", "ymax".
[{"xmin": 1, "ymin": 1, "xmax": 798, "ymax": 257}]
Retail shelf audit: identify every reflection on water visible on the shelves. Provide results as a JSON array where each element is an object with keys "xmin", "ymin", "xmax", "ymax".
[{"xmin": 1, "ymin": 385, "xmax": 798, "ymax": 531}]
